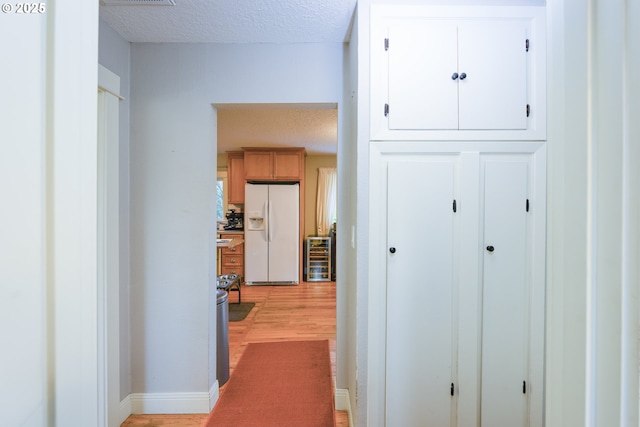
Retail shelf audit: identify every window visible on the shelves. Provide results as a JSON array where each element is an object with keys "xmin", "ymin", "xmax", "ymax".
[
  {"xmin": 316, "ymin": 167, "xmax": 337, "ymax": 236},
  {"xmin": 217, "ymin": 172, "xmax": 228, "ymax": 221}
]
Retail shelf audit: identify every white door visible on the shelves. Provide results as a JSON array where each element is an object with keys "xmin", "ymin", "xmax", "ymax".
[
  {"xmin": 244, "ymin": 184, "xmax": 269, "ymax": 282},
  {"xmin": 386, "ymin": 157, "xmax": 458, "ymax": 426},
  {"xmin": 480, "ymin": 155, "xmax": 530, "ymax": 426},
  {"xmin": 267, "ymin": 184, "xmax": 299, "ymax": 282},
  {"xmin": 388, "ymin": 22, "xmax": 459, "ymax": 130},
  {"xmin": 458, "ymin": 21, "xmax": 528, "ymax": 130}
]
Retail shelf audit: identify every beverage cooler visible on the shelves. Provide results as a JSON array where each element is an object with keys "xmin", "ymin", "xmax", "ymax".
[{"xmin": 304, "ymin": 237, "xmax": 331, "ymax": 282}]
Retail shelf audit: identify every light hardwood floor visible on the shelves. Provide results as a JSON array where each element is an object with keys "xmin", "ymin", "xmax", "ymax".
[{"xmin": 121, "ymin": 281, "xmax": 349, "ymax": 427}]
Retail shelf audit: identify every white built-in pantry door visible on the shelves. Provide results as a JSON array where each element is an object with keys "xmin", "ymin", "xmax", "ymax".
[
  {"xmin": 480, "ymin": 155, "xmax": 531, "ymax": 427},
  {"xmin": 386, "ymin": 157, "xmax": 458, "ymax": 426},
  {"xmin": 388, "ymin": 22, "xmax": 459, "ymax": 130},
  {"xmin": 458, "ymin": 21, "xmax": 528, "ymax": 130}
]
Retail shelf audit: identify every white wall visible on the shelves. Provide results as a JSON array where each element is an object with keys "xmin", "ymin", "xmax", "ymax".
[
  {"xmin": 129, "ymin": 42, "xmax": 347, "ymax": 400},
  {"xmin": 99, "ymin": 19, "xmax": 132, "ymax": 402},
  {"xmin": 355, "ymin": 2, "xmax": 373, "ymax": 424},
  {"xmin": 340, "ymin": 10, "xmax": 360, "ymax": 424},
  {"xmin": 546, "ymin": 0, "xmax": 640, "ymax": 425},
  {"xmin": 1, "ymin": 2, "xmax": 101, "ymax": 426},
  {"xmin": 0, "ymin": 10, "xmax": 48, "ymax": 426}
]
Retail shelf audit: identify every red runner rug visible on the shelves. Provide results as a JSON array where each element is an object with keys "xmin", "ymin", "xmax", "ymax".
[{"xmin": 206, "ymin": 340, "xmax": 335, "ymax": 427}]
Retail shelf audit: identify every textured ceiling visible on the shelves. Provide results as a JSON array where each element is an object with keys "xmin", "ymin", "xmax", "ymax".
[
  {"xmin": 99, "ymin": 0, "xmax": 356, "ymax": 43},
  {"xmin": 216, "ymin": 105, "xmax": 338, "ymax": 155}
]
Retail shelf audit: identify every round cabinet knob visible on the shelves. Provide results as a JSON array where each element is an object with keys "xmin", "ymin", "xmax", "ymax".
[
  {"xmin": 389, "ymin": 247, "xmax": 396, "ymax": 254},
  {"xmin": 460, "ymin": 72, "xmax": 467, "ymax": 80},
  {"xmin": 451, "ymin": 72, "xmax": 459, "ymax": 80},
  {"xmin": 486, "ymin": 245, "xmax": 495, "ymax": 252}
]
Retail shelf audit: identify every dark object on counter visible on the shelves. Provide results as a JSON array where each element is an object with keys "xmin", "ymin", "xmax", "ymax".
[
  {"xmin": 217, "ymin": 273, "xmax": 241, "ymax": 303},
  {"xmin": 224, "ymin": 209, "xmax": 244, "ymax": 230}
]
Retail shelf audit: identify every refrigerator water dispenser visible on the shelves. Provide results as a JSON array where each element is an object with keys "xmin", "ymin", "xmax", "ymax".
[{"xmin": 247, "ymin": 212, "xmax": 265, "ymax": 230}]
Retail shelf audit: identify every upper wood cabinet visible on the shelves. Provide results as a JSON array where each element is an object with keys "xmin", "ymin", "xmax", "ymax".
[
  {"xmin": 370, "ymin": 5, "xmax": 546, "ymax": 141},
  {"xmin": 243, "ymin": 148, "xmax": 306, "ymax": 181},
  {"xmin": 227, "ymin": 151, "xmax": 245, "ymax": 204}
]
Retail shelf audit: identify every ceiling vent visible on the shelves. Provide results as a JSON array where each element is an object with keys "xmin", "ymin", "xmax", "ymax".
[{"xmin": 101, "ymin": 0, "xmax": 176, "ymax": 5}]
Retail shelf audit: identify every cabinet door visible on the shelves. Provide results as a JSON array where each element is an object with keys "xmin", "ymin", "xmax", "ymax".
[
  {"xmin": 386, "ymin": 157, "xmax": 458, "ymax": 426},
  {"xmin": 388, "ymin": 23, "xmax": 459, "ymax": 130},
  {"xmin": 244, "ymin": 151, "xmax": 273, "ymax": 180},
  {"xmin": 273, "ymin": 151, "xmax": 302, "ymax": 180},
  {"xmin": 227, "ymin": 153, "xmax": 245, "ymax": 204},
  {"xmin": 458, "ymin": 22, "xmax": 528, "ymax": 130},
  {"xmin": 480, "ymin": 155, "xmax": 530, "ymax": 427},
  {"xmin": 386, "ymin": 19, "xmax": 529, "ymax": 132}
]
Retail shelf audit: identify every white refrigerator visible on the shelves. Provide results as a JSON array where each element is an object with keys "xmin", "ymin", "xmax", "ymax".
[{"xmin": 244, "ymin": 183, "xmax": 299, "ymax": 285}]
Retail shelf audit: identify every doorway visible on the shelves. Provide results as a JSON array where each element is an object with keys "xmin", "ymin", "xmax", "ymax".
[{"xmin": 213, "ymin": 102, "xmax": 340, "ymax": 388}]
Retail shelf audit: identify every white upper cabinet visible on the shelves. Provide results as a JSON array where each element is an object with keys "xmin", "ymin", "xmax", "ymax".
[
  {"xmin": 371, "ymin": 5, "xmax": 546, "ymax": 141},
  {"xmin": 457, "ymin": 21, "xmax": 527, "ymax": 130},
  {"xmin": 388, "ymin": 22, "xmax": 460, "ymax": 130}
]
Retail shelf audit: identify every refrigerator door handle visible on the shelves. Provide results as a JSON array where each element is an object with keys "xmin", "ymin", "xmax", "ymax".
[
  {"xmin": 268, "ymin": 199, "xmax": 273, "ymax": 242},
  {"xmin": 263, "ymin": 200, "xmax": 269, "ymax": 241}
]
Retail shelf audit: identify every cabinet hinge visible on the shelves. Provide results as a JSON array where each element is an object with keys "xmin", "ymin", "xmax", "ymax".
[
  {"xmin": 526, "ymin": 39, "xmax": 530, "ymax": 52},
  {"xmin": 453, "ymin": 199, "xmax": 457, "ymax": 213},
  {"xmin": 384, "ymin": 103, "xmax": 389, "ymax": 117},
  {"xmin": 451, "ymin": 383, "xmax": 455, "ymax": 396},
  {"xmin": 384, "ymin": 38, "xmax": 389, "ymax": 51},
  {"xmin": 526, "ymin": 104, "xmax": 530, "ymax": 117},
  {"xmin": 523, "ymin": 381, "xmax": 527, "ymax": 394},
  {"xmin": 526, "ymin": 199, "xmax": 530, "ymax": 212}
]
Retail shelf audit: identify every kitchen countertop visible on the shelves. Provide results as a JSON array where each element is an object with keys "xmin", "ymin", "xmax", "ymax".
[
  {"xmin": 217, "ymin": 229, "xmax": 244, "ymax": 235},
  {"xmin": 216, "ymin": 237, "xmax": 244, "ymax": 248}
]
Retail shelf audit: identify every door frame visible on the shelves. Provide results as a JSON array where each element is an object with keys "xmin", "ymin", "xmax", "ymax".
[{"xmin": 97, "ymin": 64, "xmax": 122, "ymax": 427}]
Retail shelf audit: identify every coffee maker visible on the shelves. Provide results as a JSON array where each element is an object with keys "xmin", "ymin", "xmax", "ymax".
[{"xmin": 224, "ymin": 209, "xmax": 244, "ymax": 230}]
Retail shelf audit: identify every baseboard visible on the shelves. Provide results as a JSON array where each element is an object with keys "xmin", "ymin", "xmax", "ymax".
[
  {"xmin": 209, "ymin": 381, "xmax": 220, "ymax": 411},
  {"xmin": 335, "ymin": 388, "xmax": 353, "ymax": 427},
  {"xmin": 127, "ymin": 391, "xmax": 211, "ymax": 414},
  {"xmin": 119, "ymin": 395, "xmax": 132, "ymax": 424},
  {"xmin": 120, "ymin": 387, "xmax": 342, "ymax": 422}
]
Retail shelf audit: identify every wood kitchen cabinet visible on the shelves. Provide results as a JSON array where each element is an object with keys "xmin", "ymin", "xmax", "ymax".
[
  {"xmin": 226, "ymin": 151, "xmax": 245, "ymax": 204},
  {"xmin": 219, "ymin": 232, "xmax": 244, "ymax": 278},
  {"xmin": 243, "ymin": 148, "xmax": 305, "ymax": 181}
]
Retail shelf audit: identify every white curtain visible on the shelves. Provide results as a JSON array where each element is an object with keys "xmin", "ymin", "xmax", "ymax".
[{"xmin": 316, "ymin": 167, "xmax": 337, "ymax": 236}]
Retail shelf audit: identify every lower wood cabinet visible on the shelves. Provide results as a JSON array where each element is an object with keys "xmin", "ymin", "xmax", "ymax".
[
  {"xmin": 219, "ymin": 233, "xmax": 244, "ymax": 279},
  {"xmin": 381, "ymin": 149, "xmax": 545, "ymax": 427}
]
